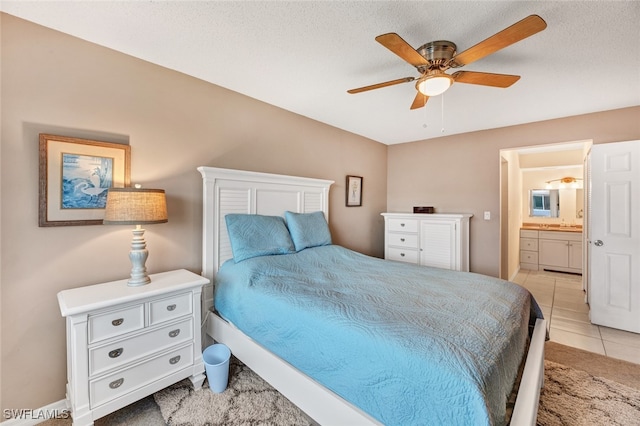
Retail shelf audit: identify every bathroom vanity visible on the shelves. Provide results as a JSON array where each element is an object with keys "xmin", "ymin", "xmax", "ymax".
[{"xmin": 520, "ymin": 224, "xmax": 583, "ymax": 274}]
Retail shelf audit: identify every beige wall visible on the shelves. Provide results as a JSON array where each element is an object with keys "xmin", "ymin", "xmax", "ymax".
[
  {"xmin": 0, "ymin": 14, "xmax": 387, "ymax": 412},
  {"xmin": 387, "ymin": 106, "xmax": 640, "ymax": 277}
]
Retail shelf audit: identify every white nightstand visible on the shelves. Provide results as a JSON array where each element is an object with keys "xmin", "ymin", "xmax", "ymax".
[{"xmin": 57, "ymin": 269, "xmax": 209, "ymax": 426}]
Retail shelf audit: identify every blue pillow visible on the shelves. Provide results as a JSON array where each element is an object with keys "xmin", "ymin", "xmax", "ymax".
[
  {"xmin": 285, "ymin": 211, "xmax": 332, "ymax": 252},
  {"xmin": 225, "ymin": 214, "xmax": 295, "ymax": 262}
]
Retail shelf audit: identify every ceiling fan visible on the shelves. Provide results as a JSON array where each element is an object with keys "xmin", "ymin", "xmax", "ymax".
[{"xmin": 347, "ymin": 15, "xmax": 547, "ymax": 110}]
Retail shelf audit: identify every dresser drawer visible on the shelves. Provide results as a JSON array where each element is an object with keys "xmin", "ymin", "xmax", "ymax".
[
  {"xmin": 149, "ymin": 292, "xmax": 192, "ymax": 326},
  {"xmin": 520, "ymin": 238, "xmax": 539, "ymax": 251},
  {"xmin": 520, "ymin": 250, "xmax": 539, "ymax": 264},
  {"xmin": 89, "ymin": 304, "xmax": 145, "ymax": 344},
  {"xmin": 90, "ymin": 344, "xmax": 194, "ymax": 408},
  {"xmin": 387, "ymin": 233, "xmax": 419, "ymax": 248},
  {"xmin": 386, "ymin": 247, "xmax": 418, "ymax": 264},
  {"xmin": 387, "ymin": 219, "xmax": 418, "ymax": 233},
  {"xmin": 89, "ymin": 318, "xmax": 193, "ymax": 377}
]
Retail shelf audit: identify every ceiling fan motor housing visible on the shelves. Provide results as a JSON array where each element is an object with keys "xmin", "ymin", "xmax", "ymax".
[{"xmin": 416, "ymin": 40, "xmax": 457, "ymax": 71}]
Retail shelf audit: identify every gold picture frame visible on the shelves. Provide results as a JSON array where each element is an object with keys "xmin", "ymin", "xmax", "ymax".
[{"xmin": 39, "ymin": 134, "xmax": 131, "ymax": 226}]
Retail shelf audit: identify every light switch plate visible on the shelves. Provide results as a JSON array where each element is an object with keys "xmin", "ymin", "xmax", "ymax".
[{"xmin": 484, "ymin": 211, "xmax": 491, "ymax": 220}]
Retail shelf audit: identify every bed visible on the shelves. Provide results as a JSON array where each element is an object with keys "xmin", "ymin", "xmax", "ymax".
[{"xmin": 198, "ymin": 166, "xmax": 547, "ymax": 426}]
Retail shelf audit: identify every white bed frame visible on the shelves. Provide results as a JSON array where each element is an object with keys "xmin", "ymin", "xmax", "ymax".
[{"xmin": 198, "ymin": 166, "xmax": 546, "ymax": 426}]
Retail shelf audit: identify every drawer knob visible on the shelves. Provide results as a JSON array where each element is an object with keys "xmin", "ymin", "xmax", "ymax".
[
  {"xmin": 111, "ymin": 318, "xmax": 124, "ymax": 327},
  {"xmin": 109, "ymin": 378, "xmax": 124, "ymax": 389},
  {"xmin": 400, "ymin": 223, "xmax": 405, "ymax": 227},
  {"xmin": 400, "ymin": 238, "xmax": 405, "ymax": 242},
  {"xmin": 169, "ymin": 355, "xmax": 181, "ymax": 365},
  {"xmin": 166, "ymin": 304, "xmax": 177, "ymax": 311},
  {"xmin": 108, "ymin": 348, "xmax": 124, "ymax": 358},
  {"xmin": 169, "ymin": 329, "xmax": 181, "ymax": 338},
  {"xmin": 400, "ymin": 253, "xmax": 405, "ymax": 257}
]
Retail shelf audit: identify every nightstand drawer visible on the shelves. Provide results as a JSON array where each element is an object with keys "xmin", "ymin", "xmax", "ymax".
[
  {"xmin": 89, "ymin": 304, "xmax": 145, "ymax": 344},
  {"xmin": 387, "ymin": 233, "xmax": 419, "ymax": 248},
  {"xmin": 90, "ymin": 344, "xmax": 193, "ymax": 408},
  {"xmin": 149, "ymin": 292, "xmax": 192, "ymax": 325},
  {"xmin": 89, "ymin": 318, "xmax": 193, "ymax": 377},
  {"xmin": 387, "ymin": 219, "xmax": 418, "ymax": 233},
  {"xmin": 387, "ymin": 247, "xmax": 418, "ymax": 264}
]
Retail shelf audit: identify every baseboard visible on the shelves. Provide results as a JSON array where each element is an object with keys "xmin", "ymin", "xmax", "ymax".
[
  {"xmin": 2, "ymin": 399, "xmax": 69, "ymax": 425},
  {"xmin": 509, "ymin": 266, "xmax": 521, "ymax": 282}
]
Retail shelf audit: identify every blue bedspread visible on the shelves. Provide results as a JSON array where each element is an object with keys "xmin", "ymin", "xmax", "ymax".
[{"xmin": 215, "ymin": 245, "xmax": 541, "ymax": 425}]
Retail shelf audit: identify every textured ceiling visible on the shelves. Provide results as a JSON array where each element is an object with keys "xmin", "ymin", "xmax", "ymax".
[{"xmin": 2, "ymin": 1, "xmax": 639, "ymax": 145}]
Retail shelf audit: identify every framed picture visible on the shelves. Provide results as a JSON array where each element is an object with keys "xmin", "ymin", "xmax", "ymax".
[
  {"xmin": 39, "ymin": 134, "xmax": 131, "ymax": 226},
  {"xmin": 346, "ymin": 175, "xmax": 363, "ymax": 207}
]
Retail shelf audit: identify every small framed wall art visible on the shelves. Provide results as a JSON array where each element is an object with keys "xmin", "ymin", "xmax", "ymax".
[
  {"xmin": 39, "ymin": 134, "xmax": 131, "ymax": 226},
  {"xmin": 346, "ymin": 175, "xmax": 363, "ymax": 207}
]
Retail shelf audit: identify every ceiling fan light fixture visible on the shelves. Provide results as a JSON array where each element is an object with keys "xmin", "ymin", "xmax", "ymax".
[{"xmin": 416, "ymin": 73, "xmax": 454, "ymax": 96}]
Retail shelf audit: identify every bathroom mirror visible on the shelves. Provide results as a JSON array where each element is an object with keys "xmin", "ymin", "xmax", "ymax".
[{"xmin": 529, "ymin": 189, "xmax": 560, "ymax": 217}]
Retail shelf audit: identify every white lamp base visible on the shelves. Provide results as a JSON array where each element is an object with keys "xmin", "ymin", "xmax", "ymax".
[{"xmin": 128, "ymin": 226, "xmax": 151, "ymax": 286}]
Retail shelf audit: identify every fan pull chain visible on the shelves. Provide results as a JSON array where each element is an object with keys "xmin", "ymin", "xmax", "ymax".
[
  {"xmin": 423, "ymin": 101, "xmax": 429, "ymax": 128},
  {"xmin": 441, "ymin": 94, "xmax": 445, "ymax": 133}
]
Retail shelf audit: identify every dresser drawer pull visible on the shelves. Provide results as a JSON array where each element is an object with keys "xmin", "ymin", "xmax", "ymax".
[
  {"xmin": 108, "ymin": 348, "xmax": 123, "ymax": 358},
  {"xmin": 400, "ymin": 223, "xmax": 405, "ymax": 227},
  {"xmin": 109, "ymin": 378, "xmax": 124, "ymax": 389},
  {"xmin": 166, "ymin": 304, "xmax": 177, "ymax": 311},
  {"xmin": 169, "ymin": 355, "xmax": 181, "ymax": 365},
  {"xmin": 111, "ymin": 318, "xmax": 124, "ymax": 327},
  {"xmin": 169, "ymin": 329, "xmax": 181, "ymax": 338},
  {"xmin": 400, "ymin": 252, "xmax": 405, "ymax": 257},
  {"xmin": 400, "ymin": 238, "xmax": 406, "ymax": 242}
]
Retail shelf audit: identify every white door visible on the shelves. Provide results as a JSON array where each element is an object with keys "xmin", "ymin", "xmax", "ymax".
[
  {"xmin": 589, "ymin": 140, "xmax": 640, "ymax": 333},
  {"xmin": 583, "ymin": 154, "xmax": 590, "ymax": 294}
]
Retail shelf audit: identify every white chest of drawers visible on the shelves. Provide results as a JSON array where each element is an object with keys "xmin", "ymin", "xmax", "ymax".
[
  {"xmin": 381, "ymin": 213, "xmax": 473, "ymax": 272},
  {"xmin": 57, "ymin": 269, "xmax": 209, "ymax": 425}
]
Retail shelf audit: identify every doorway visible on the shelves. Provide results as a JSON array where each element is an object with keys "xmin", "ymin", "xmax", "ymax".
[{"xmin": 499, "ymin": 140, "xmax": 592, "ymax": 282}]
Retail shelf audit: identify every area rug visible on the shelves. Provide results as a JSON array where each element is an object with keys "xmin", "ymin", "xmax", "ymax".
[
  {"xmin": 537, "ymin": 360, "xmax": 640, "ymax": 426},
  {"xmin": 153, "ymin": 357, "xmax": 313, "ymax": 425},
  {"xmin": 154, "ymin": 356, "xmax": 640, "ymax": 426}
]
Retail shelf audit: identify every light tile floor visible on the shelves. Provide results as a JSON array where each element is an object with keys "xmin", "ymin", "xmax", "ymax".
[{"xmin": 513, "ymin": 269, "xmax": 640, "ymax": 365}]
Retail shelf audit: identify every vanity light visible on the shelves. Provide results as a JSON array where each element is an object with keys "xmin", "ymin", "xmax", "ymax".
[
  {"xmin": 545, "ymin": 177, "xmax": 583, "ymax": 189},
  {"xmin": 103, "ymin": 185, "xmax": 168, "ymax": 286}
]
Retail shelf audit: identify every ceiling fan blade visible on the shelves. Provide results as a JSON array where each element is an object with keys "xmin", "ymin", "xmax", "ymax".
[
  {"xmin": 451, "ymin": 15, "xmax": 547, "ymax": 67},
  {"xmin": 347, "ymin": 77, "xmax": 415, "ymax": 94},
  {"xmin": 410, "ymin": 91, "xmax": 429, "ymax": 110},
  {"xmin": 375, "ymin": 33, "xmax": 429, "ymax": 67},
  {"xmin": 452, "ymin": 71, "xmax": 520, "ymax": 87}
]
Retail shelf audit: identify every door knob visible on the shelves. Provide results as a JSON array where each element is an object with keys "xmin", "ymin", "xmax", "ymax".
[{"xmin": 594, "ymin": 240, "xmax": 604, "ymax": 246}]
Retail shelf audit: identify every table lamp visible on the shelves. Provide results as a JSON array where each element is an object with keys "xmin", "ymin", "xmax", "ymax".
[{"xmin": 103, "ymin": 185, "xmax": 168, "ymax": 286}]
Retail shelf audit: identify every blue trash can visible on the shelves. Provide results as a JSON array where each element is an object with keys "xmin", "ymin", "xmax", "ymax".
[{"xmin": 203, "ymin": 343, "xmax": 231, "ymax": 393}]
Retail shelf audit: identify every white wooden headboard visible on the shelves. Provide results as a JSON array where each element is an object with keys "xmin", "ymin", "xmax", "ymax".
[{"xmin": 198, "ymin": 167, "xmax": 334, "ymax": 288}]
